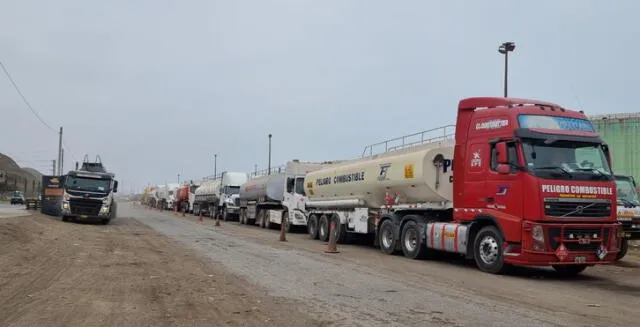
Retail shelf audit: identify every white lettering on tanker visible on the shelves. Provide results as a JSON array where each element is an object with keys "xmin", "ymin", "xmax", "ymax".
[
  {"xmin": 541, "ymin": 184, "xmax": 613, "ymax": 195},
  {"xmin": 316, "ymin": 171, "xmax": 365, "ymax": 186},
  {"xmin": 475, "ymin": 119, "xmax": 509, "ymax": 130}
]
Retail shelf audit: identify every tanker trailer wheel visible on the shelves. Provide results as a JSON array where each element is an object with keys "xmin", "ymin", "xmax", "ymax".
[
  {"xmin": 330, "ymin": 214, "xmax": 347, "ymax": 244},
  {"xmin": 617, "ymin": 238, "xmax": 629, "ymax": 261},
  {"xmin": 318, "ymin": 215, "xmax": 330, "ymax": 242},
  {"xmin": 308, "ymin": 214, "xmax": 319, "ymax": 240},
  {"xmin": 473, "ymin": 226, "xmax": 508, "ymax": 274},
  {"xmin": 400, "ymin": 220, "xmax": 432, "ymax": 259},
  {"xmin": 378, "ymin": 219, "xmax": 398, "ymax": 255},
  {"xmin": 239, "ymin": 208, "xmax": 246, "ymax": 224}
]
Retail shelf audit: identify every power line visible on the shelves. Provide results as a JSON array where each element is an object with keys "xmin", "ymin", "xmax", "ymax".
[
  {"xmin": 0, "ymin": 60, "xmax": 78, "ymax": 163},
  {"xmin": 0, "ymin": 60, "xmax": 56, "ymax": 132}
]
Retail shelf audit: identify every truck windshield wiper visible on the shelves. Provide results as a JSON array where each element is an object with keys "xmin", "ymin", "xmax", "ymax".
[
  {"xmin": 619, "ymin": 198, "xmax": 637, "ymax": 207},
  {"xmin": 535, "ymin": 166, "xmax": 573, "ymax": 179}
]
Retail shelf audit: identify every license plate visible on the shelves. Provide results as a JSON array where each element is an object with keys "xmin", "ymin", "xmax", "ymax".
[
  {"xmin": 574, "ymin": 256, "xmax": 586, "ymax": 263},
  {"xmin": 79, "ymin": 215, "xmax": 88, "ymax": 219}
]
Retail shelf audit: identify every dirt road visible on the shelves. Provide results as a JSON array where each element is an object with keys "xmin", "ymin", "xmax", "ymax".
[
  {"xmin": 0, "ymin": 211, "xmax": 322, "ymax": 327},
  {"xmin": 127, "ymin": 203, "xmax": 640, "ymax": 327},
  {"xmin": 2, "ymin": 204, "xmax": 639, "ymax": 327}
]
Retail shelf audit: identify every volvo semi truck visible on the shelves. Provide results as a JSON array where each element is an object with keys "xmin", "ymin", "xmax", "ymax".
[
  {"xmin": 303, "ymin": 97, "xmax": 620, "ymax": 276},
  {"xmin": 614, "ymin": 174, "xmax": 640, "ymax": 260},
  {"xmin": 60, "ymin": 155, "xmax": 118, "ymax": 225}
]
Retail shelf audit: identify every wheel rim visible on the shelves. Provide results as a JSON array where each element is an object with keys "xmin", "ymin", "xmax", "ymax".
[
  {"xmin": 381, "ymin": 226, "xmax": 393, "ymax": 249},
  {"xmin": 320, "ymin": 219, "xmax": 327, "ymax": 238},
  {"xmin": 404, "ymin": 228, "xmax": 418, "ymax": 252},
  {"xmin": 479, "ymin": 235, "xmax": 499, "ymax": 265},
  {"xmin": 309, "ymin": 218, "xmax": 317, "ymax": 236}
]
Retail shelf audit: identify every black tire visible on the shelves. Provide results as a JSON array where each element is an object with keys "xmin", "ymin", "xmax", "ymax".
[
  {"xmin": 61, "ymin": 216, "xmax": 69, "ymax": 222},
  {"xmin": 473, "ymin": 226, "xmax": 508, "ymax": 274},
  {"xmin": 553, "ymin": 265, "xmax": 587, "ymax": 276},
  {"xmin": 308, "ymin": 214, "xmax": 319, "ymax": 240},
  {"xmin": 400, "ymin": 220, "xmax": 432, "ymax": 259},
  {"xmin": 241, "ymin": 208, "xmax": 247, "ymax": 224},
  {"xmin": 222, "ymin": 207, "xmax": 229, "ymax": 221},
  {"xmin": 258, "ymin": 210, "xmax": 267, "ymax": 228},
  {"xmin": 617, "ymin": 238, "xmax": 629, "ymax": 261},
  {"xmin": 329, "ymin": 214, "xmax": 347, "ymax": 244},
  {"xmin": 318, "ymin": 215, "xmax": 330, "ymax": 242},
  {"xmin": 378, "ymin": 219, "xmax": 397, "ymax": 255},
  {"xmin": 100, "ymin": 219, "xmax": 110, "ymax": 225}
]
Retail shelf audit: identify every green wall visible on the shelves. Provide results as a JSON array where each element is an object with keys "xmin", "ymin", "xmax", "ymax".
[{"xmin": 591, "ymin": 115, "xmax": 640, "ymax": 178}]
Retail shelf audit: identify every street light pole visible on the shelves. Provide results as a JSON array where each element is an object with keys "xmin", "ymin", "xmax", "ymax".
[
  {"xmin": 214, "ymin": 154, "xmax": 217, "ymax": 178},
  {"xmin": 177, "ymin": 173, "xmax": 180, "ymax": 185},
  {"xmin": 498, "ymin": 41, "xmax": 515, "ymax": 97},
  {"xmin": 268, "ymin": 134, "xmax": 272, "ymax": 175}
]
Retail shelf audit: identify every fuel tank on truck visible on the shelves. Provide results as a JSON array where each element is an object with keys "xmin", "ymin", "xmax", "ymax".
[
  {"xmin": 304, "ymin": 141, "xmax": 454, "ymax": 208},
  {"xmin": 195, "ymin": 179, "xmax": 221, "ymax": 202},
  {"xmin": 240, "ymin": 173, "xmax": 286, "ymax": 202}
]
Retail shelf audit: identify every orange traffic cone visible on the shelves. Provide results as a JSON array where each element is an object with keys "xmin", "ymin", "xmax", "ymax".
[
  {"xmin": 198, "ymin": 212, "xmax": 203, "ymax": 223},
  {"xmin": 182, "ymin": 208, "xmax": 186, "ymax": 217},
  {"xmin": 324, "ymin": 221, "xmax": 340, "ymax": 253}
]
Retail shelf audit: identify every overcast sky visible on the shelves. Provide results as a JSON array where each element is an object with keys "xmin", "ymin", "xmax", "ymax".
[{"xmin": 1, "ymin": 0, "xmax": 638, "ymax": 193}]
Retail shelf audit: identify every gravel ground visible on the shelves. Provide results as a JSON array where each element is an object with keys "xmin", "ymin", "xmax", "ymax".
[
  {"xmin": 0, "ymin": 211, "xmax": 322, "ymax": 327},
  {"xmin": 126, "ymin": 203, "xmax": 640, "ymax": 327}
]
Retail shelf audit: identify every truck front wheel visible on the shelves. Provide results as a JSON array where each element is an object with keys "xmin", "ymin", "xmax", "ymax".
[
  {"xmin": 617, "ymin": 238, "xmax": 629, "ymax": 261},
  {"xmin": 473, "ymin": 226, "xmax": 508, "ymax": 274}
]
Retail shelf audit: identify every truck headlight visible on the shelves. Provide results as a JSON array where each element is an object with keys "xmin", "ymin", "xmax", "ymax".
[
  {"xmin": 101, "ymin": 206, "xmax": 110, "ymax": 213},
  {"xmin": 62, "ymin": 201, "xmax": 69, "ymax": 209}
]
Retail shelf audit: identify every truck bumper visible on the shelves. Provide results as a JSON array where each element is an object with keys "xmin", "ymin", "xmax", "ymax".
[
  {"xmin": 290, "ymin": 210, "xmax": 308, "ymax": 226},
  {"xmin": 505, "ymin": 222, "xmax": 620, "ymax": 266},
  {"xmin": 618, "ymin": 218, "xmax": 640, "ymax": 240},
  {"xmin": 226, "ymin": 205, "xmax": 239, "ymax": 214}
]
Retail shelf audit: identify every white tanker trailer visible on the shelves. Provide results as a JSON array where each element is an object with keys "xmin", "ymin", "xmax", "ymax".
[
  {"xmin": 193, "ymin": 179, "xmax": 221, "ymax": 216},
  {"xmin": 304, "ymin": 140, "xmax": 454, "ymax": 243},
  {"xmin": 238, "ymin": 160, "xmax": 338, "ymax": 231}
]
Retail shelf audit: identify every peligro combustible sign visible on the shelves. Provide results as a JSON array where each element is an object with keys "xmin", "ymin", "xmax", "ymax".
[{"xmin": 541, "ymin": 184, "xmax": 613, "ymax": 195}]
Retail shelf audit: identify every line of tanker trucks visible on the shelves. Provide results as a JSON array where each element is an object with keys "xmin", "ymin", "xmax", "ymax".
[{"xmin": 142, "ymin": 97, "xmax": 640, "ymax": 276}]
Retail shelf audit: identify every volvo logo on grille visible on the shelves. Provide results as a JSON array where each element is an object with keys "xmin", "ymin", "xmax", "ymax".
[{"xmin": 575, "ymin": 205, "xmax": 584, "ymax": 214}]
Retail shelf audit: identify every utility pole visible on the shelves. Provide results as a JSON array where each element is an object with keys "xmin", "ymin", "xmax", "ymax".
[
  {"xmin": 268, "ymin": 133, "xmax": 272, "ymax": 175},
  {"xmin": 254, "ymin": 164, "xmax": 257, "ymax": 176},
  {"xmin": 214, "ymin": 154, "xmax": 217, "ymax": 179},
  {"xmin": 52, "ymin": 159, "xmax": 56, "ymax": 175},
  {"xmin": 177, "ymin": 173, "xmax": 180, "ymax": 185},
  {"xmin": 498, "ymin": 42, "xmax": 515, "ymax": 97},
  {"xmin": 57, "ymin": 127, "xmax": 63, "ymax": 175},
  {"xmin": 60, "ymin": 148, "xmax": 64, "ymax": 175}
]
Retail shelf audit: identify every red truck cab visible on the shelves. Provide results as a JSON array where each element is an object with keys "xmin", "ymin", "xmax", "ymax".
[{"xmin": 453, "ymin": 97, "xmax": 619, "ymax": 274}]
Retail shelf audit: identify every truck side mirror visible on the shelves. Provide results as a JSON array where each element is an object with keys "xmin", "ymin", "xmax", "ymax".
[
  {"xmin": 497, "ymin": 164, "xmax": 511, "ymax": 175},
  {"xmin": 113, "ymin": 181, "xmax": 118, "ymax": 193},
  {"xmin": 495, "ymin": 142, "xmax": 508, "ymax": 164}
]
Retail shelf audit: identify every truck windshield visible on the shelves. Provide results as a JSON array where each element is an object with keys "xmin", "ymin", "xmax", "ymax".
[
  {"xmin": 65, "ymin": 176, "xmax": 111, "ymax": 192},
  {"xmin": 616, "ymin": 178, "xmax": 640, "ymax": 205},
  {"xmin": 226, "ymin": 186, "xmax": 240, "ymax": 195},
  {"xmin": 295, "ymin": 177, "xmax": 306, "ymax": 196},
  {"xmin": 521, "ymin": 139, "xmax": 612, "ymax": 181}
]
